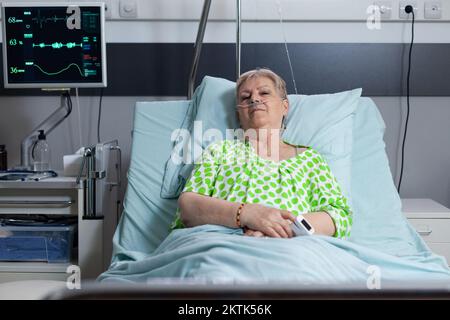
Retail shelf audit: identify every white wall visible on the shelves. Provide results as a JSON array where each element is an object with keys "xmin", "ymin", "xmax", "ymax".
[
  {"xmin": 3, "ymin": 0, "xmax": 450, "ymax": 21},
  {"xmin": 2, "ymin": 0, "xmax": 450, "ymax": 43},
  {"xmin": 374, "ymin": 97, "xmax": 450, "ymax": 207},
  {"xmin": 100, "ymin": 0, "xmax": 450, "ymax": 21},
  {"xmin": 0, "ymin": 0, "xmax": 449, "ymax": 208}
]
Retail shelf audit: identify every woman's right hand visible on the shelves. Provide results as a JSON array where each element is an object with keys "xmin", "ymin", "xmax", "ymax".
[{"xmin": 239, "ymin": 203, "xmax": 296, "ymax": 238}]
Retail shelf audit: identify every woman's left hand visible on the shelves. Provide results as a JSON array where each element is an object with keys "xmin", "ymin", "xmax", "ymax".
[{"xmin": 243, "ymin": 228, "xmax": 265, "ymax": 237}]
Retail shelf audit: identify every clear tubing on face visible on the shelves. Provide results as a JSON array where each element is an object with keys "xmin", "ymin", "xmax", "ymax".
[
  {"xmin": 236, "ymin": 100, "xmax": 268, "ymax": 110},
  {"xmin": 236, "ymin": 97, "xmax": 286, "ymax": 110}
]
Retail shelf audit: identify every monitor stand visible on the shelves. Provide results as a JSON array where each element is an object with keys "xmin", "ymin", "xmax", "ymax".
[{"xmin": 16, "ymin": 90, "xmax": 71, "ymax": 170}]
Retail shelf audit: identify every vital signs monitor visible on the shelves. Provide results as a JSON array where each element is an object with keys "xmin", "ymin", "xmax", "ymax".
[{"xmin": 2, "ymin": 2, "xmax": 107, "ymax": 88}]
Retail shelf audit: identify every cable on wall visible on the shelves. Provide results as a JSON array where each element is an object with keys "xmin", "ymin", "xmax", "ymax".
[{"xmin": 397, "ymin": 5, "xmax": 415, "ymax": 193}]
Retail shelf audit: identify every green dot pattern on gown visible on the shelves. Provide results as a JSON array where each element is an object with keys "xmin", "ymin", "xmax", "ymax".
[{"xmin": 171, "ymin": 140, "xmax": 353, "ymax": 239}]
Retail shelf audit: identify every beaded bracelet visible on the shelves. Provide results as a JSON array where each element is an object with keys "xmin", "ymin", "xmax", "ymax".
[{"xmin": 236, "ymin": 203, "xmax": 245, "ymax": 228}]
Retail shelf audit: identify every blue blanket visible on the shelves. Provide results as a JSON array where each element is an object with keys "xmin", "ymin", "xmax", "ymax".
[{"xmin": 98, "ymin": 225, "xmax": 450, "ymax": 286}]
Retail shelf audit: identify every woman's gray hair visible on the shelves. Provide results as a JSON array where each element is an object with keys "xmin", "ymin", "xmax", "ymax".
[{"xmin": 236, "ymin": 68, "xmax": 288, "ymax": 100}]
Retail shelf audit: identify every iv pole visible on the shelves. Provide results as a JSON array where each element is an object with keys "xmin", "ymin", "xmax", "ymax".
[
  {"xmin": 187, "ymin": 0, "xmax": 242, "ymax": 99},
  {"xmin": 236, "ymin": 0, "xmax": 241, "ymax": 78},
  {"xmin": 188, "ymin": 0, "xmax": 211, "ymax": 99}
]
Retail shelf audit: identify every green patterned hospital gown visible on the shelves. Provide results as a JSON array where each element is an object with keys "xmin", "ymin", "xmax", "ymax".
[{"xmin": 172, "ymin": 139, "xmax": 352, "ymax": 239}]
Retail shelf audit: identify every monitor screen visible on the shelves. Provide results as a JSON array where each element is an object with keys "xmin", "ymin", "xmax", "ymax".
[{"xmin": 2, "ymin": 2, "xmax": 107, "ymax": 88}]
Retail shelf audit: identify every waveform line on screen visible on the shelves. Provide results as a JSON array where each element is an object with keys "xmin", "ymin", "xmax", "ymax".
[
  {"xmin": 32, "ymin": 42, "xmax": 83, "ymax": 49},
  {"xmin": 32, "ymin": 10, "xmax": 67, "ymax": 29},
  {"xmin": 32, "ymin": 63, "xmax": 86, "ymax": 77}
]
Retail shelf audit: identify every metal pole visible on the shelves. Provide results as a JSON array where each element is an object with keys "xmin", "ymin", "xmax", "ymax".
[
  {"xmin": 188, "ymin": 0, "xmax": 212, "ymax": 99},
  {"xmin": 236, "ymin": 0, "xmax": 241, "ymax": 79},
  {"xmin": 86, "ymin": 147, "xmax": 96, "ymax": 218}
]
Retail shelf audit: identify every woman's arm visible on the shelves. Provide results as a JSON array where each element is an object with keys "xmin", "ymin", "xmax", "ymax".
[
  {"xmin": 241, "ymin": 185, "xmax": 343, "ymax": 238},
  {"xmin": 302, "ymin": 212, "xmax": 336, "ymax": 237},
  {"xmin": 177, "ymin": 141, "xmax": 295, "ymax": 238},
  {"xmin": 177, "ymin": 142, "xmax": 240, "ymax": 228},
  {"xmin": 307, "ymin": 154, "xmax": 353, "ymax": 239},
  {"xmin": 179, "ymin": 192, "xmax": 296, "ymax": 238},
  {"xmin": 178, "ymin": 192, "xmax": 241, "ymax": 228},
  {"xmin": 243, "ymin": 212, "xmax": 335, "ymax": 237}
]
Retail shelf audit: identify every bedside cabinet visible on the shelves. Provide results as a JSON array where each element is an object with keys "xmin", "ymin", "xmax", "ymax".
[
  {"xmin": 0, "ymin": 176, "xmax": 117, "ymax": 283},
  {"xmin": 402, "ymin": 198, "xmax": 450, "ymax": 266}
]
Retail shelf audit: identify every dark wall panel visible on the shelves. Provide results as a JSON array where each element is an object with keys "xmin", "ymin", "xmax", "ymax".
[{"xmin": 0, "ymin": 43, "xmax": 449, "ymax": 96}]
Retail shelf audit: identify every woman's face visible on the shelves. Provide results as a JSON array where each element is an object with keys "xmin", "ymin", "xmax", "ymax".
[{"xmin": 237, "ymin": 76, "xmax": 288, "ymax": 131}]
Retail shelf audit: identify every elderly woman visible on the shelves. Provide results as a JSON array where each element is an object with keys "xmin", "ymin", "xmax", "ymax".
[{"xmin": 173, "ymin": 68, "xmax": 352, "ymax": 239}]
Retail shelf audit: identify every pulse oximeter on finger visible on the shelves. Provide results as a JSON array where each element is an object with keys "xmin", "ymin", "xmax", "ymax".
[{"xmin": 291, "ymin": 215, "xmax": 315, "ymax": 236}]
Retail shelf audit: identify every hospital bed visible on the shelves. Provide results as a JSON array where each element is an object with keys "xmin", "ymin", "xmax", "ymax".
[
  {"xmin": 92, "ymin": 0, "xmax": 450, "ymax": 294},
  {"xmin": 73, "ymin": 78, "xmax": 450, "ymax": 296},
  {"xmin": 2, "ymin": 76, "xmax": 450, "ymax": 299},
  {"xmin": 95, "ymin": 77, "xmax": 450, "ymax": 285},
  {"xmin": 1, "ymin": 1, "xmax": 448, "ymax": 300}
]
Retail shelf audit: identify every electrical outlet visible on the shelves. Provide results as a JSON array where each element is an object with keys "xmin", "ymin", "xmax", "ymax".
[
  {"xmin": 374, "ymin": 1, "xmax": 393, "ymax": 20},
  {"xmin": 425, "ymin": 1, "xmax": 442, "ymax": 19},
  {"xmin": 399, "ymin": 1, "xmax": 418, "ymax": 19},
  {"xmin": 103, "ymin": 0, "xmax": 112, "ymax": 20},
  {"xmin": 119, "ymin": 0, "xmax": 137, "ymax": 18}
]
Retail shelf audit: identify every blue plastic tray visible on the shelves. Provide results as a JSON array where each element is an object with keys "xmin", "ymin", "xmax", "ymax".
[{"xmin": 0, "ymin": 224, "xmax": 76, "ymax": 263}]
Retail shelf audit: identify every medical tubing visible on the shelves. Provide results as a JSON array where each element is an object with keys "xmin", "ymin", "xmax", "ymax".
[
  {"xmin": 397, "ymin": 6, "xmax": 414, "ymax": 193},
  {"xmin": 236, "ymin": 100, "xmax": 267, "ymax": 109},
  {"xmin": 275, "ymin": 0, "xmax": 298, "ymax": 94}
]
